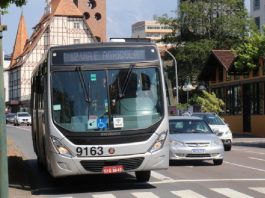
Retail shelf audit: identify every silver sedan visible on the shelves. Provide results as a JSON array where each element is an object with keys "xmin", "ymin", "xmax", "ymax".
[{"xmin": 169, "ymin": 116, "xmax": 224, "ymax": 165}]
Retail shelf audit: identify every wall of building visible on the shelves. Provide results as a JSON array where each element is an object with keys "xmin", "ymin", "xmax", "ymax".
[
  {"xmin": 250, "ymin": 0, "xmax": 265, "ymax": 30},
  {"xmin": 3, "ymin": 53, "xmax": 10, "ymax": 104},
  {"xmin": 222, "ymin": 115, "xmax": 243, "ymax": 134}
]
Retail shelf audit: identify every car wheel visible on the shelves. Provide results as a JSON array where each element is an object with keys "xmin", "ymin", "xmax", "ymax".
[
  {"xmin": 224, "ymin": 145, "xmax": 232, "ymax": 151},
  {"xmin": 135, "ymin": 171, "xmax": 151, "ymax": 182},
  {"xmin": 213, "ymin": 159, "xmax": 223, "ymax": 165}
]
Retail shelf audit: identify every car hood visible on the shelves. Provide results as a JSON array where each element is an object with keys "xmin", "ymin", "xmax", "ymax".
[
  {"xmin": 17, "ymin": 116, "xmax": 31, "ymax": 119},
  {"xmin": 170, "ymin": 133, "xmax": 219, "ymax": 143},
  {"xmin": 209, "ymin": 125, "xmax": 229, "ymax": 133}
]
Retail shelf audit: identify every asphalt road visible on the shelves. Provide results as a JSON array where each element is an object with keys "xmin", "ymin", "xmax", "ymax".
[{"xmin": 6, "ymin": 124, "xmax": 265, "ymax": 198}]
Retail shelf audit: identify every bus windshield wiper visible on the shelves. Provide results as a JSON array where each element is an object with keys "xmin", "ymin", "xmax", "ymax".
[
  {"xmin": 118, "ymin": 64, "xmax": 135, "ymax": 98},
  {"xmin": 76, "ymin": 67, "xmax": 91, "ymax": 104}
]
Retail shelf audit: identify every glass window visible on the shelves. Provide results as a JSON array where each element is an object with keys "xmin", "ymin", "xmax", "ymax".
[
  {"xmin": 169, "ymin": 119, "xmax": 212, "ymax": 134},
  {"xmin": 255, "ymin": 17, "xmax": 260, "ymax": 30},
  {"xmin": 51, "ymin": 67, "xmax": 163, "ymax": 133},
  {"xmin": 254, "ymin": 0, "xmax": 260, "ymax": 10}
]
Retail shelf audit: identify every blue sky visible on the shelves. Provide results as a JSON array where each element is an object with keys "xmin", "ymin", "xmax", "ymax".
[
  {"xmin": 2, "ymin": 0, "xmax": 177, "ymax": 54},
  {"xmin": 2, "ymin": 0, "xmax": 249, "ymax": 55}
]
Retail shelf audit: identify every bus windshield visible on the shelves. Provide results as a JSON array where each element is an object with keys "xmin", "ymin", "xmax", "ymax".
[{"xmin": 51, "ymin": 67, "xmax": 163, "ymax": 132}]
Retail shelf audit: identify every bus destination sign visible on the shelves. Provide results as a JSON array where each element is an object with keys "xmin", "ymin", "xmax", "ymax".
[{"xmin": 51, "ymin": 47, "xmax": 158, "ymax": 65}]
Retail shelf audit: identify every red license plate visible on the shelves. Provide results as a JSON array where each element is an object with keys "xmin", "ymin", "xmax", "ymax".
[{"xmin": 102, "ymin": 165, "xmax": 124, "ymax": 174}]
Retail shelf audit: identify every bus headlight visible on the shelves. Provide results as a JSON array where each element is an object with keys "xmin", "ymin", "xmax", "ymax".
[
  {"xmin": 149, "ymin": 132, "xmax": 167, "ymax": 153},
  {"xmin": 50, "ymin": 136, "xmax": 73, "ymax": 158}
]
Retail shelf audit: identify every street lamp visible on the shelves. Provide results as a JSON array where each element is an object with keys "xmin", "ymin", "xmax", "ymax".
[
  {"xmin": 163, "ymin": 49, "xmax": 179, "ymax": 105},
  {"xmin": 182, "ymin": 77, "xmax": 195, "ymax": 103}
]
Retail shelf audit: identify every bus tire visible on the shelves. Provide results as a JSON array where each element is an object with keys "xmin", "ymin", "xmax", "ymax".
[{"xmin": 135, "ymin": 170, "xmax": 151, "ymax": 182}]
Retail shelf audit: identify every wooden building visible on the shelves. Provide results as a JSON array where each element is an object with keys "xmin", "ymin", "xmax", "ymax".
[{"xmin": 199, "ymin": 50, "xmax": 265, "ymax": 137}]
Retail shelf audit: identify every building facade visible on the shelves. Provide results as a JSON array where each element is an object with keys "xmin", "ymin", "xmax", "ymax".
[
  {"xmin": 250, "ymin": 0, "xmax": 265, "ymax": 30},
  {"xmin": 199, "ymin": 50, "xmax": 265, "ymax": 137},
  {"xmin": 3, "ymin": 53, "xmax": 11, "ymax": 106},
  {"xmin": 131, "ymin": 21, "xmax": 173, "ymax": 47},
  {"xmin": 7, "ymin": 0, "xmax": 103, "ymax": 112}
]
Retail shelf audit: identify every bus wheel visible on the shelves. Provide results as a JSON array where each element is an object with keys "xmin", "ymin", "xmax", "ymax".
[{"xmin": 135, "ymin": 171, "xmax": 151, "ymax": 182}]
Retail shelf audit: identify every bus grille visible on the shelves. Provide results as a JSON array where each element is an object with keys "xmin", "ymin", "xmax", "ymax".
[{"xmin": 80, "ymin": 157, "xmax": 144, "ymax": 172}]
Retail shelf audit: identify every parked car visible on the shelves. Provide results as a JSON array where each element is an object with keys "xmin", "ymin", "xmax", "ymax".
[
  {"xmin": 169, "ymin": 116, "xmax": 224, "ymax": 165},
  {"xmin": 192, "ymin": 112, "xmax": 233, "ymax": 151},
  {"xmin": 5, "ymin": 113, "xmax": 16, "ymax": 124},
  {"xmin": 14, "ymin": 112, "xmax": 32, "ymax": 126}
]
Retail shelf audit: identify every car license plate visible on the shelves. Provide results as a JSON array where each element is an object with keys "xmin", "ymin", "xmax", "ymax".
[
  {"xmin": 192, "ymin": 149, "xmax": 205, "ymax": 153},
  {"xmin": 102, "ymin": 165, "xmax": 124, "ymax": 174}
]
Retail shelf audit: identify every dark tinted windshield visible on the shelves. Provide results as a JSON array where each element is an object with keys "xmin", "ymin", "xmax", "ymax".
[{"xmin": 169, "ymin": 119, "xmax": 212, "ymax": 134}]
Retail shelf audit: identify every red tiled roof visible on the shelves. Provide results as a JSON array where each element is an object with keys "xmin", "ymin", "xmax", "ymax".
[
  {"xmin": 212, "ymin": 50, "xmax": 236, "ymax": 71},
  {"xmin": 52, "ymin": 0, "xmax": 82, "ymax": 17},
  {"xmin": 9, "ymin": 14, "xmax": 28, "ymax": 67}
]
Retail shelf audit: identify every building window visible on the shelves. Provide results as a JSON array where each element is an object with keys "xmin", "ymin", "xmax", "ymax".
[
  {"xmin": 74, "ymin": 22, "xmax": 80, "ymax": 29},
  {"xmin": 74, "ymin": 39, "xmax": 80, "ymax": 44},
  {"xmin": 254, "ymin": 0, "xmax": 260, "ymax": 10},
  {"xmin": 255, "ymin": 17, "xmax": 260, "ymax": 30},
  {"xmin": 218, "ymin": 66, "xmax": 223, "ymax": 82}
]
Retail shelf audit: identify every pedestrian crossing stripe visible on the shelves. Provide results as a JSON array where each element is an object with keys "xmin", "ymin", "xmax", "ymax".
[
  {"xmin": 211, "ymin": 188, "xmax": 254, "ymax": 198},
  {"xmin": 132, "ymin": 192, "xmax": 160, "ymax": 198},
  {"xmin": 249, "ymin": 187, "xmax": 265, "ymax": 194},
  {"xmin": 58, "ymin": 187, "xmax": 265, "ymax": 198},
  {"xmin": 171, "ymin": 190, "xmax": 207, "ymax": 198}
]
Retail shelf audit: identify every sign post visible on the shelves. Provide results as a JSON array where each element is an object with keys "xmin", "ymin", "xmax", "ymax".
[{"xmin": 0, "ymin": 14, "xmax": 8, "ymax": 198}]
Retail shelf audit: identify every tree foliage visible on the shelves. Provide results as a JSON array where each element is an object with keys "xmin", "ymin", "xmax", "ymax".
[
  {"xmin": 157, "ymin": 0, "xmax": 249, "ymax": 86},
  {"xmin": 191, "ymin": 91, "xmax": 225, "ymax": 114},
  {"xmin": 0, "ymin": 0, "xmax": 26, "ymax": 11},
  {"xmin": 234, "ymin": 26, "xmax": 265, "ymax": 71}
]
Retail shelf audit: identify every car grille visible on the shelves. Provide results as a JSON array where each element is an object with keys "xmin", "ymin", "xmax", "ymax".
[
  {"xmin": 80, "ymin": 157, "xmax": 144, "ymax": 172},
  {"xmin": 186, "ymin": 143, "xmax": 210, "ymax": 147},
  {"xmin": 186, "ymin": 154, "xmax": 211, "ymax": 158}
]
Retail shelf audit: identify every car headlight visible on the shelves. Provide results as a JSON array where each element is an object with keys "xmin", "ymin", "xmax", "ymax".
[
  {"xmin": 50, "ymin": 136, "xmax": 73, "ymax": 158},
  {"xmin": 212, "ymin": 139, "xmax": 222, "ymax": 146},
  {"xmin": 170, "ymin": 140, "xmax": 185, "ymax": 147},
  {"xmin": 224, "ymin": 130, "xmax": 231, "ymax": 135},
  {"xmin": 149, "ymin": 132, "xmax": 167, "ymax": 153}
]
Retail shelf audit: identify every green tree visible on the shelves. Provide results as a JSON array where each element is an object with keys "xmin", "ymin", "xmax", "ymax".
[
  {"xmin": 157, "ymin": 0, "xmax": 249, "ymax": 86},
  {"xmin": 0, "ymin": 0, "xmax": 26, "ymax": 10},
  {"xmin": 191, "ymin": 91, "xmax": 225, "ymax": 114},
  {"xmin": 234, "ymin": 26, "xmax": 265, "ymax": 71}
]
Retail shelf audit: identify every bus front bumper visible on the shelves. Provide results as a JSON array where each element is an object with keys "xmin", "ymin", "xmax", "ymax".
[{"xmin": 48, "ymin": 146, "xmax": 169, "ymax": 178}]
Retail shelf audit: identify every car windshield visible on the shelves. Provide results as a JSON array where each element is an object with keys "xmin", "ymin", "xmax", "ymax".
[
  {"xmin": 194, "ymin": 114, "xmax": 225, "ymax": 125},
  {"xmin": 18, "ymin": 113, "xmax": 30, "ymax": 117},
  {"xmin": 169, "ymin": 119, "xmax": 212, "ymax": 134},
  {"xmin": 51, "ymin": 67, "xmax": 163, "ymax": 132}
]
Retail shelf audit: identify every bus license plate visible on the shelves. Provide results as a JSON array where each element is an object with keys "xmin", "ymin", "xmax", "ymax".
[{"xmin": 102, "ymin": 165, "xmax": 124, "ymax": 174}]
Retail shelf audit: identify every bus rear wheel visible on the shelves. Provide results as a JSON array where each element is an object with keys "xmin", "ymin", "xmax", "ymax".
[{"xmin": 135, "ymin": 170, "xmax": 151, "ymax": 182}]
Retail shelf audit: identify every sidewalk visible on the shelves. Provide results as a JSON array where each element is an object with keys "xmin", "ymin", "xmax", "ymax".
[
  {"xmin": 8, "ymin": 138, "xmax": 31, "ymax": 198},
  {"xmin": 232, "ymin": 133, "xmax": 265, "ymax": 148}
]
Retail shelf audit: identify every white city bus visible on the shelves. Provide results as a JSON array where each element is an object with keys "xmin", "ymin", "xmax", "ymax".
[{"xmin": 30, "ymin": 42, "xmax": 169, "ymax": 182}]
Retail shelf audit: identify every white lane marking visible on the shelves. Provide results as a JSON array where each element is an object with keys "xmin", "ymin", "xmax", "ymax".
[
  {"xmin": 224, "ymin": 161, "xmax": 265, "ymax": 172},
  {"xmin": 132, "ymin": 192, "xmax": 160, "ymax": 198},
  {"xmin": 171, "ymin": 190, "xmax": 206, "ymax": 198},
  {"xmin": 248, "ymin": 157, "xmax": 265, "ymax": 162},
  {"xmin": 93, "ymin": 194, "xmax": 116, "ymax": 198},
  {"xmin": 249, "ymin": 187, "xmax": 265, "ymax": 195},
  {"xmin": 151, "ymin": 171, "xmax": 174, "ymax": 181},
  {"xmin": 211, "ymin": 188, "xmax": 254, "ymax": 198},
  {"xmin": 150, "ymin": 178, "xmax": 265, "ymax": 185},
  {"xmin": 245, "ymin": 151, "xmax": 265, "ymax": 155},
  {"xmin": 232, "ymin": 149, "xmax": 265, "ymax": 155}
]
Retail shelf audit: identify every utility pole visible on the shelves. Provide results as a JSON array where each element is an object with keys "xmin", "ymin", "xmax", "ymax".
[{"xmin": 0, "ymin": 13, "xmax": 8, "ymax": 198}]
